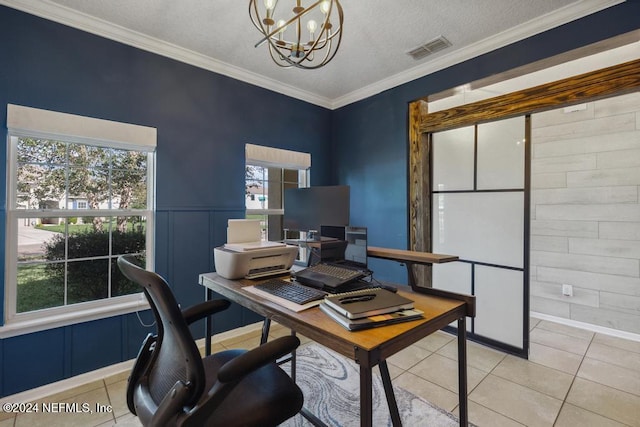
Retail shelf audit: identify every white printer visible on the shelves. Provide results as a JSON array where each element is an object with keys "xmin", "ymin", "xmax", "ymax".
[
  {"xmin": 214, "ymin": 244, "xmax": 298, "ymax": 279},
  {"xmin": 213, "ymin": 219, "xmax": 298, "ymax": 279}
]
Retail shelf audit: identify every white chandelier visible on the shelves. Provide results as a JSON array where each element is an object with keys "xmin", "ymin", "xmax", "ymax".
[{"xmin": 249, "ymin": 0, "xmax": 344, "ymax": 69}]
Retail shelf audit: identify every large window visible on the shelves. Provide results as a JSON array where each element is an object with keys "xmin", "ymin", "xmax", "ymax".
[
  {"xmin": 4, "ymin": 105, "xmax": 156, "ymax": 333},
  {"xmin": 245, "ymin": 144, "xmax": 310, "ymax": 241}
]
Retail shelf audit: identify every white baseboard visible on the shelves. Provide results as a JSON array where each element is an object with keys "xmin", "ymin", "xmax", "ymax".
[
  {"xmin": 531, "ymin": 311, "xmax": 640, "ymax": 342},
  {"xmin": 0, "ymin": 359, "xmax": 135, "ymax": 406}
]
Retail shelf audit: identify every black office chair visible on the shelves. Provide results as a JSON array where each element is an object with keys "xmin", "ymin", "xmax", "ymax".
[{"xmin": 117, "ymin": 255, "xmax": 303, "ymax": 427}]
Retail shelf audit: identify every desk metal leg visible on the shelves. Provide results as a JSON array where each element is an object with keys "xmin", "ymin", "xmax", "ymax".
[
  {"xmin": 380, "ymin": 361, "xmax": 402, "ymax": 426},
  {"xmin": 360, "ymin": 365, "xmax": 373, "ymax": 427},
  {"xmin": 260, "ymin": 318, "xmax": 271, "ymax": 345},
  {"xmin": 290, "ymin": 330, "xmax": 297, "ymax": 383},
  {"xmin": 457, "ymin": 318, "xmax": 468, "ymax": 427},
  {"xmin": 204, "ymin": 288, "xmax": 214, "ymax": 356}
]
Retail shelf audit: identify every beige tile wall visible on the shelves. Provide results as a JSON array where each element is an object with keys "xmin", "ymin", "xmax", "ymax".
[{"xmin": 530, "ymin": 91, "xmax": 640, "ymax": 334}]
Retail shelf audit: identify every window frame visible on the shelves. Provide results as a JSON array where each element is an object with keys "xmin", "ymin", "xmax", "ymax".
[
  {"xmin": 245, "ymin": 144, "xmax": 310, "ymax": 241},
  {"xmin": 245, "ymin": 166, "xmax": 309, "ymax": 217},
  {"xmin": 2, "ymin": 106, "xmax": 156, "ymax": 338}
]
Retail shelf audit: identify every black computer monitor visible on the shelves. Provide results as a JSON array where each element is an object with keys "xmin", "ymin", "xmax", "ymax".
[{"xmin": 283, "ymin": 185, "xmax": 350, "ymax": 232}]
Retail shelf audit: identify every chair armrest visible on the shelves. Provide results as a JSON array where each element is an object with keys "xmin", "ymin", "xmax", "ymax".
[
  {"xmin": 181, "ymin": 299, "xmax": 231, "ymax": 325},
  {"xmin": 150, "ymin": 380, "xmax": 192, "ymax": 426},
  {"xmin": 186, "ymin": 336, "xmax": 301, "ymax": 425},
  {"xmin": 217, "ymin": 335, "xmax": 300, "ymax": 383}
]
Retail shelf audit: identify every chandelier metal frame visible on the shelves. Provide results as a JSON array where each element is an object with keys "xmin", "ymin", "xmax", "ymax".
[{"xmin": 249, "ymin": 0, "xmax": 344, "ymax": 69}]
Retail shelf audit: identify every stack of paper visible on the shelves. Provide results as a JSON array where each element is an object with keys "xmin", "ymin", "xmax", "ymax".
[{"xmin": 224, "ymin": 219, "xmax": 285, "ymax": 252}]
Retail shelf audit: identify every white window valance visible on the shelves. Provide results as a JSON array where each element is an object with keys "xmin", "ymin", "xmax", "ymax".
[
  {"xmin": 7, "ymin": 104, "xmax": 156, "ymax": 151},
  {"xmin": 246, "ymin": 143, "xmax": 311, "ymax": 170}
]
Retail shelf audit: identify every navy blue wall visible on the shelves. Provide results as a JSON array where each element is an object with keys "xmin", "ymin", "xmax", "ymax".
[
  {"xmin": 1, "ymin": 2, "xmax": 639, "ymax": 396},
  {"xmin": 0, "ymin": 5, "xmax": 332, "ymax": 396},
  {"xmin": 332, "ymin": 2, "xmax": 640, "ymax": 284}
]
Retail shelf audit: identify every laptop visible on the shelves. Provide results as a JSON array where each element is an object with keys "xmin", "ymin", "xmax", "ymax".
[{"xmin": 293, "ymin": 225, "xmax": 369, "ymax": 290}]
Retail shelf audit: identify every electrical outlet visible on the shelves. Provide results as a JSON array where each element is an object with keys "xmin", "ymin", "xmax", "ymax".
[{"xmin": 562, "ymin": 284, "xmax": 573, "ymax": 297}]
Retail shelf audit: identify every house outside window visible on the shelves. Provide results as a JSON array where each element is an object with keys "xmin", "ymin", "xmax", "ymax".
[
  {"xmin": 3, "ymin": 105, "xmax": 156, "ymax": 335},
  {"xmin": 245, "ymin": 144, "xmax": 310, "ymax": 241}
]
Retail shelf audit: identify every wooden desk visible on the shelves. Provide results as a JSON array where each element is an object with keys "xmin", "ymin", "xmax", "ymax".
[{"xmin": 200, "ymin": 269, "xmax": 474, "ymax": 427}]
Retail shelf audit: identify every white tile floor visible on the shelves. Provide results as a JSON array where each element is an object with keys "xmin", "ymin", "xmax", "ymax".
[{"xmin": 1, "ymin": 317, "xmax": 639, "ymax": 426}]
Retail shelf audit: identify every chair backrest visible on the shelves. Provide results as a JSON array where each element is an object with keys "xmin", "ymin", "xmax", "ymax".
[{"xmin": 117, "ymin": 255, "xmax": 205, "ymax": 423}]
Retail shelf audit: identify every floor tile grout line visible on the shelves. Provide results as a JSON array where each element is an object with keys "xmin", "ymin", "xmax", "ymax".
[
  {"xmin": 465, "ymin": 374, "xmax": 563, "ymax": 425},
  {"xmin": 592, "ymin": 334, "xmax": 640, "ymax": 355},
  {"xmin": 555, "ymin": 401, "xmax": 635, "ymax": 427},
  {"xmin": 572, "ymin": 364, "xmax": 640, "ymax": 400},
  {"xmin": 102, "ymin": 378, "xmax": 118, "ymax": 426},
  {"xmin": 484, "ymin": 372, "xmax": 569, "ymax": 404},
  {"xmin": 534, "ymin": 321, "xmax": 596, "ymax": 340},
  {"xmin": 454, "ymin": 352, "xmax": 505, "ymax": 424},
  {"xmin": 464, "ymin": 398, "xmax": 528, "ymax": 427},
  {"xmin": 550, "ymin": 330, "xmax": 595, "ymax": 426},
  {"xmin": 532, "ymin": 325, "xmax": 594, "ymax": 347},
  {"xmin": 581, "ymin": 345, "xmax": 640, "ymax": 375},
  {"xmin": 528, "ymin": 339, "xmax": 585, "ymax": 365},
  {"xmin": 463, "ymin": 342, "xmax": 508, "ymax": 399},
  {"xmin": 566, "ymin": 332, "xmax": 640, "ymax": 400},
  {"xmin": 496, "ymin": 348, "xmax": 578, "ymax": 382},
  {"xmin": 387, "ymin": 349, "xmax": 436, "ymax": 373},
  {"xmin": 462, "ymin": 324, "xmax": 577, "ymax": 425}
]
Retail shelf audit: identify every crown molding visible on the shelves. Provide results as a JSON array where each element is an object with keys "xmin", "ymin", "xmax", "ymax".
[
  {"xmin": 330, "ymin": 0, "xmax": 626, "ymax": 109},
  {"xmin": 0, "ymin": 0, "xmax": 625, "ymax": 110},
  {"xmin": 0, "ymin": 0, "xmax": 334, "ymax": 109}
]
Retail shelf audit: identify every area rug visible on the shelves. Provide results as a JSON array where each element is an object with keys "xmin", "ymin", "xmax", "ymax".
[{"xmin": 280, "ymin": 343, "xmax": 463, "ymax": 427}]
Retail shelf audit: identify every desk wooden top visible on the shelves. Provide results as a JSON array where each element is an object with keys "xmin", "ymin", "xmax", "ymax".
[
  {"xmin": 367, "ymin": 246, "xmax": 458, "ymax": 264},
  {"xmin": 200, "ymin": 272, "xmax": 468, "ymax": 366}
]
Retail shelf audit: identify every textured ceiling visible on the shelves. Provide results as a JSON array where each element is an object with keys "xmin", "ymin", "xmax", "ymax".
[{"xmin": 1, "ymin": 0, "xmax": 625, "ymax": 108}]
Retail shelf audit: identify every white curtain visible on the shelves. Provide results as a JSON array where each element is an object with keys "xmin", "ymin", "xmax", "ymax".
[
  {"xmin": 7, "ymin": 104, "xmax": 156, "ymax": 151},
  {"xmin": 246, "ymin": 143, "xmax": 310, "ymax": 170}
]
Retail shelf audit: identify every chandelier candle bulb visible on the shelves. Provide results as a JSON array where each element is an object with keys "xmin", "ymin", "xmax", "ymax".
[
  {"xmin": 263, "ymin": 0, "xmax": 275, "ymax": 24},
  {"xmin": 307, "ymin": 19, "xmax": 317, "ymax": 39},
  {"xmin": 277, "ymin": 19, "xmax": 287, "ymax": 41}
]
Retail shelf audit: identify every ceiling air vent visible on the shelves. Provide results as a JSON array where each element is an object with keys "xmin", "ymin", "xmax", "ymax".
[{"xmin": 407, "ymin": 36, "xmax": 451, "ymax": 60}]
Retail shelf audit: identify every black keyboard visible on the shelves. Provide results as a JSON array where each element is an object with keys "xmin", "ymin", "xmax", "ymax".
[{"xmin": 254, "ymin": 278, "xmax": 326, "ymax": 305}]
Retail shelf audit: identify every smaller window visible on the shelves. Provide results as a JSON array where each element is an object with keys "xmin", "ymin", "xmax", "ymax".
[{"xmin": 245, "ymin": 144, "xmax": 310, "ymax": 241}]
